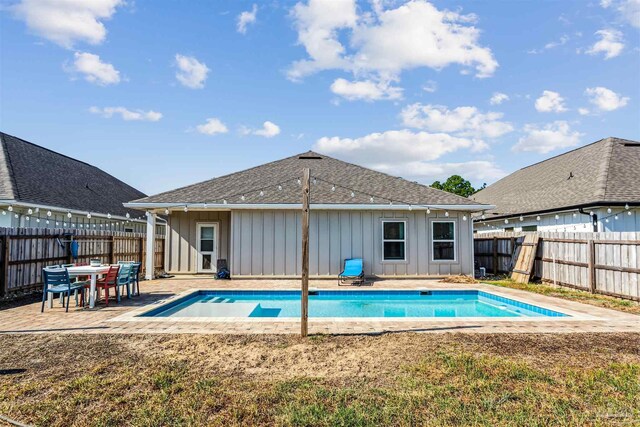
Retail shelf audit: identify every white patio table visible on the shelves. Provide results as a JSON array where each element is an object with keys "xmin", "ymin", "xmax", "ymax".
[{"xmin": 50, "ymin": 265, "xmax": 110, "ymax": 309}]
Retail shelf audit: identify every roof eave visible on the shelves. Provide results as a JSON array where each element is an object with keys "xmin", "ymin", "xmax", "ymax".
[{"xmin": 124, "ymin": 202, "xmax": 494, "ymax": 212}]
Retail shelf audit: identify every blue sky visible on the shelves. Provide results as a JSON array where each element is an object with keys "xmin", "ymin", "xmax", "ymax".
[{"xmin": 1, "ymin": 0, "xmax": 638, "ymax": 196}]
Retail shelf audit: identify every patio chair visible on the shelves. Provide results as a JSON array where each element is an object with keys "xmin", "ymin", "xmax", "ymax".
[
  {"xmin": 116, "ymin": 263, "xmax": 133, "ymax": 301},
  {"xmin": 93, "ymin": 265, "xmax": 120, "ymax": 307},
  {"xmin": 41, "ymin": 268, "xmax": 88, "ymax": 313},
  {"xmin": 129, "ymin": 263, "xmax": 141, "ymax": 296},
  {"xmin": 338, "ymin": 258, "xmax": 364, "ymax": 286}
]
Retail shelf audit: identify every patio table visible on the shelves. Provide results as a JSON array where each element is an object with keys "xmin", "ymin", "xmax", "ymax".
[{"xmin": 50, "ymin": 265, "xmax": 110, "ymax": 309}]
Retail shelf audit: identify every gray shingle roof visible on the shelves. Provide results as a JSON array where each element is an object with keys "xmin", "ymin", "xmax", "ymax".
[
  {"xmin": 131, "ymin": 151, "xmax": 484, "ymax": 207},
  {"xmin": 471, "ymin": 137, "xmax": 640, "ymax": 218},
  {"xmin": 0, "ymin": 132, "xmax": 146, "ymax": 216}
]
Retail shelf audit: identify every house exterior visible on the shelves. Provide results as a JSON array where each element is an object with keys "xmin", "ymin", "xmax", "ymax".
[
  {"xmin": 472, "ymin": 137, "xmax": 640, "ymax": 233},
  {"xmin": 0, "ymin": 132, "xmax": 149, "ymax": 232},
  {"xmin": 126, "ymin": 151, "xmax": 491, "ymax": 279}
]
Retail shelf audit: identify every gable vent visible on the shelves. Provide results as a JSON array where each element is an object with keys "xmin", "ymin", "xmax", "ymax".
[{"xmin": 298, "ymin": 155, "xmax": 322, "ymax": 160}]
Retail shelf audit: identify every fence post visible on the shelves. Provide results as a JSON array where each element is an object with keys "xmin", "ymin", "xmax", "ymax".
[
  {"xmin": 588, "ymin": 239, "xmax": 596, "ymax": 293},
  {"xmin": 138, "ymin": 237, "xmax": 144, "ymax": 265},
  {"xmin": 0, "ymin": 236, "xmax": 9, "ymax": 298},
  {"xmin": 109, "ymin": 235, "xmax": 115, "ymax": 264},
  {"xmin": 492, "ymin": 237, "xmax": 498, "ymax": 274}
]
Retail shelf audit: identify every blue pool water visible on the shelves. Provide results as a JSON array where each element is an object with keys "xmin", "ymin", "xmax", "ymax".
[{"xmin": 141, "ymin": 290, "xmax": 568, "ymax": 318}]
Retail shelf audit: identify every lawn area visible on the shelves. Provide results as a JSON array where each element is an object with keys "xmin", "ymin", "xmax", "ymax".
[
  {"xmin": 483, "ymin": 279, "xmax": 640, "ymax": 315},
  {"xmin": 1, "ymin": 333, "xmax": 639, "ymax": 426}
]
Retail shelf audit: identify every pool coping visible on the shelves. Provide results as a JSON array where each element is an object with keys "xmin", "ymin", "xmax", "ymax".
[{"xmin": 109, "ymin": 287, "xmax": 599, "ymax": 323}]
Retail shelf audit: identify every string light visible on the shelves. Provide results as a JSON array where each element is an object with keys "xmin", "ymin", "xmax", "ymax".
[
  {"xmin": 7, "ymin": 206, "xmax": 13, "ymax": 212},
  {"xmin": 555, "ymin": 214, "xmax": 560, "ymax": 220},
  {"xmin": 350, "ymin": 191, "xmax": 355, "ymax": 198},
  {"xmin": 259, "ymin": 191, "xmax": 264, "ymax": 197},
  {"xmin": 445, "ymin": 211, "xmax": 449, "ymax": 217},
  {"xmin": 504, "ymin": 218, "xmax": 508, "ymax": 224},
  {"xmin": 27, "ymin": 208, "xmax": 33, "ymax": 215},
  {"xmin": 87, "ymin": 213, "xmax": 91, "ymax": 219},
  {"xmin": 14, "ymin": 214, "xmax": 18, "ymax": 218},
  {"xmin": 126, "ymin": 212, "xmax": 131, "ymax": 219},
  {"xmin": 203, "ymin": 203, "xmax": 208, "ymax": 208},
  {"xmin": 331, "ymin": 185, "xmax": 336, "ymax": 192},
  {"xmin": 25, "ymin": 216, "xmax": 30, "ymax": 221},
  {"xmin": 607, "ymin": 208, "xmax": 612, "ymax": 214},
  {"xmin": 427, "ymin": 208, "xmax": 431, "ymax": 214},
  {"xmin": 35, "ymin": 208, "xmax": 39, "ymax": 213},
  {"xmin": 1, "ymin": 210, "xmax": 4, "ymax": 215},
  {"xmin": 184, "ymin": 206, "xmax": 188, "ymax": 212},
  {"xmin": 536, "ymin": 216, "xmax": 541, "ymax": 221},
  {"xmin": 165, "ymin": 209, "xmax": 170, "ymax": 215},
  {"xmin": 278, "ymin": 185, "xmax": 282, "ymax": 191},
  {"xmin": 519, "ymin": 216, "xmax": 524, "ymax": 221},
  {"xmin": 463, "ymin": 215, "xmax": 467, "ymax": 221},
  {"xmin": 625, "ymin": 204, "xmax": 629, "ymax": 210},
  {"xmin": 107, "ymin": 213, "xmax": 111, "ymax": 219},
  {"xmin": 629, "ymin": 211, "xmax": 633, "ymax": 216},
  {"xmin": 241, "ymin": 195, "xmax": 246, "ymax": 201},
  {"xmin": 47, "ymin": 211, "xmax": 52, "ymax": 217},
  {"xmin": 223, "ymin": 200, "xmax": 227, "ymax": 205},
  {"xmin": 370, "ymin": 196, "xmax": 374, "ymax": 203},
  {"xmin": 408, "ymin": 205, "xmax": 412, "ymax": 211}
]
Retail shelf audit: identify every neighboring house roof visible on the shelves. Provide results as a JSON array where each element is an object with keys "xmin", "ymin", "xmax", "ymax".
[
  {"xmin": 130, "ymin": 151, "xmax": 486, "ymax": 208},
  {"xmin": 0, "ymin": 132, "xmax": 146, "ymax": 217},
  {"xmin": 471, "ymin": 137, "xmax": 640, "ymax": 219}
]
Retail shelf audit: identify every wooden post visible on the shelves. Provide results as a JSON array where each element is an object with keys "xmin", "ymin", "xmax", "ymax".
[
  {"xmin": 588, "ymin": 239, "xmax": 596, "ymax": 293},
  {"xmin": 0, "ymin": 236, "xmax": 9, "ymax": 298},
  {"xmin": 492, "ymin": 237, "xmax": 498, "ymax": 274},
  {"xmin": 301, "ymin": 168, "xmax": 310, "ymax": 337}
]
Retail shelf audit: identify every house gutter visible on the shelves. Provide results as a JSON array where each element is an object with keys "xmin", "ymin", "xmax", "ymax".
[
  {"xmin": 0, "ymin": 199, "xmax": 145, "ymax": 223},
  {"xmin": 123, "ymin": 202, "xmax": 494, "ymax": 212},
  {"xmin": 472, "ymin": 202, "xmax": 635, "ymax": 222},
  {"xmin": 578, "ymin": 208, "xmax": 598, "ymax": 232}
]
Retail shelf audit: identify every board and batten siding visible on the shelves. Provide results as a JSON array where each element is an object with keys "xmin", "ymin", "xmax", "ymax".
[
  {"xmin": 230, "ymin": 209, "xmax": 473, "ymax": 277},
  {"xmin": 166, "ymin": 211, "xmax": 230, "ymax": 273}
]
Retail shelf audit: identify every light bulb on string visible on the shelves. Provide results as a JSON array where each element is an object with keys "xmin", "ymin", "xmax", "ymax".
[
  {"xmin": 625, "ymin": 204, "xmax": 629, "ymax": 210},
  {"xmin": 47, "ymin": 211, "xmax": 52, "ymax": 217},
  {"xmin": 259, "ymin": 191, "xmax": 264, "ymax": 197},
  {"xmin": 7, "ymin": 206, "xmax": 13, "ymax": 212},
  {"xmin": 463, "ymin": 215, "xmax": 467, "ymax": 221},
  {"xmin": 278, "ymin": 185, "xmax": 282, "ymax": 191},
  {"xmin": 445, "ymin": 211, "xmax": 449, "ymax": 217},
  {"xmin": 331, "ymin": 185, "xmax": 335, "ymax": 192}
]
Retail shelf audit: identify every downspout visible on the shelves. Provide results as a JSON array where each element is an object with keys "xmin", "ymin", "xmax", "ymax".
[{"xmin": 578, "ymin": 208, "xmax": 598, "ymax": 232}]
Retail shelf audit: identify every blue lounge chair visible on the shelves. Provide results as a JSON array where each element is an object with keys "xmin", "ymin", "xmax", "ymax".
[
  {"xmin": 338, "ymin": 258, "xmax": 364, "ymax": 286},
  {"xmin": 41, "ymin": 268, "xmax": 88, "ymax": 312}
]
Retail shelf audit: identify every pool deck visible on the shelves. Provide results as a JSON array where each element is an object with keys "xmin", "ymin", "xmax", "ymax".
[{"xmin": 0, "ymin": 278, "xmax": 638, "ymax": 335}]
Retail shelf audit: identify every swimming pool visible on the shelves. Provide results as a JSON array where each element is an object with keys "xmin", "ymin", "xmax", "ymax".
[{"xmin": 140, "ymin": 290, "xmax": 568, "ymax": 319}]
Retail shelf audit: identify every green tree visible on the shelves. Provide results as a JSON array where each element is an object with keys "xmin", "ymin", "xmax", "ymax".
[{"xmin": 431, "ymin": 175, "xmax": 482, "ymax": 198}]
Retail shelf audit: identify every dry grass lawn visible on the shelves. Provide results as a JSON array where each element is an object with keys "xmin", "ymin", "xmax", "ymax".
[{"xmin": 0, "ymin": 333, "xmax": 639, "ymax": 426}]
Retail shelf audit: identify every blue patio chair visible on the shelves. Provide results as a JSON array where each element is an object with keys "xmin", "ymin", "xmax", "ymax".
[
  {"xmin": 338, "ymin": 258, "xmax": 364, "ymax": 286},
  {"xmin": 41, "ymin": 268, "xmax": 88, "ymax": 312},
  {"xmin": 116, "ymin": 263, "xmax": 133, "ymax": 301},
  {"xmin": 129, "ymin": 263, "xmax": 141, "ymax": 296}
]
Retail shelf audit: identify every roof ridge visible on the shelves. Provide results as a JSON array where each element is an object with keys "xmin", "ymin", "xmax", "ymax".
[
  {"xmin": 595, "ymin": 138, "xmax": 616, "ymax": 200},
  {"xmin": 135, "ymin": 151, "xmax": 315, "ymax": 202},
  {"xmin": 0, "ymin": 133, "xmax": 17, "ymax": 200},
  {"xmin": 311, "ymin": 150, "xmax": 476, "ymax": 204},
  {"xmin": 0, "ymin": 131, "xmax": 146, "ymax": 198}
]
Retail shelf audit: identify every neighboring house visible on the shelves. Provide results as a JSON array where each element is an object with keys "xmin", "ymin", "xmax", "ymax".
[
  {"xmin": 126, "ymin": 151, "xmax": 491, "ymax": 278},
  {"xmin": 472, "ymin": 137, "xmax": 640, "ymax": 233},
  {"xmin": 0, "ymin": 132, "xmax": 148, "ymax": 232}
]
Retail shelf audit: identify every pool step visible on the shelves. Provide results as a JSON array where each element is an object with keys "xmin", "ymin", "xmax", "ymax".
[{"xmin": 209, "ymin": 297, "xmax": 235, "ymax": 304}]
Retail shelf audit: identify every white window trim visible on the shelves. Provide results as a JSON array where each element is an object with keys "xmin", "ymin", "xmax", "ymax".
[
  {"xmin": 431, "ymin": 220, "xmax": 457, "ymax": 262},
  {"xmin": 196, "ymin": 222, "xmax": 219, "ymax": 273},
  {"xmin": 381, "ymin": 219, "xmax": 407, "ymax": 263}
]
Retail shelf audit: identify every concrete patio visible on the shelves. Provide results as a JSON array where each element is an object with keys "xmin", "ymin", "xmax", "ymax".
[{"xmin": 0, "ymin": 278, "xmax": 638, "ymax": 335}]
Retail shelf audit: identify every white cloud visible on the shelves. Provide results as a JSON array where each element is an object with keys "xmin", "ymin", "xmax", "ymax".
[
  {"xmin": 12, "ymin": 0, "xmax": 124, "ymax": 48},
  {"xmin": 534, "ymin": 90, "xmax": 567, "ymax": 113},
  {"xmin": 314, "ymin": 130, "xmax": 481, "ymax": 166},
  {"xmin": 578, "ymin": 108, "xmax": 590, "ymax": 115},
  {"xmin": 330, "ymin": 78, "xmax": 403, "ymax": 101},
  {"xmin": 422, "ymin": 80, "xmax": 437, "ymax": 93},
  {"xmin": 253, "ymin": 121, "xmax": 281, "ymax": 138},
  {"xmin": 586, "ymin": 29, "xmax": 624, "ymax": 59},
  {"xmin": 400, "ymin": 103, "xmax": 513, "ymax": 139},
  {"xmin": 196, "ymin": 118, "xmax": 228, "ymax": 135},
  {"xmin": 489, "ymin": 92, "xmax": 509, "ymax": 105},
  {"xmin": 69, "ymin": 52, "xmax": 120, "ymax": 85},
  {"xmin": 513, "ymin": 121, "xmax": 583, "ymax": 154},
  {"xmin": 375, "ymin": 160, "xmax": 506, "ymax": 184},
  {"xmin": 600, "ymin": 0, "xmax": 640, "ymax": 28},
  {"xmin": 175, "ymin": 54, "xmax": 210, "ymax": 89},
  {"xmin": 237, "ymin": 4, "xmax": 258, "ymax": 34},
  {"xmin": 289, "ymin": 0, "xmax": 498, "ymax": 94},
  {"xmin": 89, "ymin": 106, "xmax": 162, "ymax": 121},
  {"xmin": 528, "ymin": 34, "xmax": 570, "ymax": 54},
  {"xmin": 585, "ymin": 86, "xmax": 629, "ymax": 111}
]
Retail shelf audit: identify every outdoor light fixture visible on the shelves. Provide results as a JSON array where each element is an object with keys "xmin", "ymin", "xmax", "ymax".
[
  {"xmin": 278, "ymin": 185, "xmax": 282, "ymax": 190},
  {"xmin": 615, "ymin": 215, "xmax": 619, "ymax": 220},
  {"xmin": 504, "ymin": 219, "xmax": 509, "ymax": 224},
  {"xmin": 625, "ymin": 204, "xmax": 629, "ymax": 210},
  {"xmin": 297, "ymin": 178, "xmax": 301, "ymax": 185},
  {"xmin": 350, "ymin": 191, "xmax": 355, "ymax": 198},
  {"xmin": 47, "ymin": 211, "xmax": 52, "ymax": 217},
  {"xmin": 463, "ymin": 215, "xmax": 467, "ymax": 221},
  {"xmin": 25, "ymin": 216, "xmax": 30, "ymax": 221},
  {"xmin": 536, "ymin": 216, "xmax": 541, "ymax": 221},
  {"xmin": 370, "ymin": 197, "xmax": 374, "ymax": 203},
  {"xmin": 223, "ymin": 200, "xmax": 227, "ymax": 205},
  {"xmin": 520, "ymin": 216, "xmax": 524, "ymax": 221},
  {"xmin": 126, "ymin": 212, "xmax": 131, "ymax": 219},
  {"xmin": 408, "ymin": 205, "xmax": 412, "ymax": 211},
  {"xmin": 7, "ymin": 206, "xmax": 13, "ymax": 212},
  {"xmin": 445, "ymin": 211, "xmax": 449, "ymax": 217},
  {"xmin": 629, "ymin": 211, "xmax": 633, "ymax": 216},
  {"xmin": 607, "ymin": 208, "xmax": 612, "ymax": 214},
  {"xmin": 164, "ymin": 209, "xmax": 170, "ymax": 215},
  {"xmin": 87, "ymin": 213, "xmax": 91, "ymax": 219},
  {"xmin": 241, "ymin": 195, "xmax": 246, "ymax": 201},
  {"xmin": 184, "ymin": 206, "xmax": 188, "ymax": 212},
  {"xmin": 203, "ymin": 203, "xmax": 208, "ymax": 208},
  {"xmin": 259, "ymin": 191, "xmax": 264, "ymax": 196},
  {"xmin": 27, "ymin": 208, "xmax": 33, "ymax": 215},
  {"xmin": 331, "ymin": 185, "xmax": 336, "ymax": 192},
  {"xmin": 555, "ymin": 214, "xmax": 560, "ymax": 220},
  {"xmin": 427, "ymin": 208, "xmax": 431, "ymax": 214},
  {"xmin": 67, "ymin": 212, "xmax": 72, "ymax": 218},
  {"xmin": 107, "ymin": 213, "xmax": 111, "ymax": 219}
]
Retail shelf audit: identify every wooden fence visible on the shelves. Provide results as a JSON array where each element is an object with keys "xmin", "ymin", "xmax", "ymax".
[
  {"xmin": 474, "ymin": 232, "xmax": 640, "ymax": 301},
  {"xmin": 0, "ymin": 227, "xmax": 165, "ymax": 298}
]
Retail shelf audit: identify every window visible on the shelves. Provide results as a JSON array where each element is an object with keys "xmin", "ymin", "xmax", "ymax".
[
  {"xmin": 382, "ymin": 221, "xmax": 406, "ymax": 261},
  {"xmin": 522, "ymin": 225, "xmax": 538, "ymax": 232},
  {"xmin": 504, "ymin": 227, "xmax": 514, "ymax": 232},
  {"xmin": 432, "ymin": 221, "xmax": 455, "ymax": 261}
]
